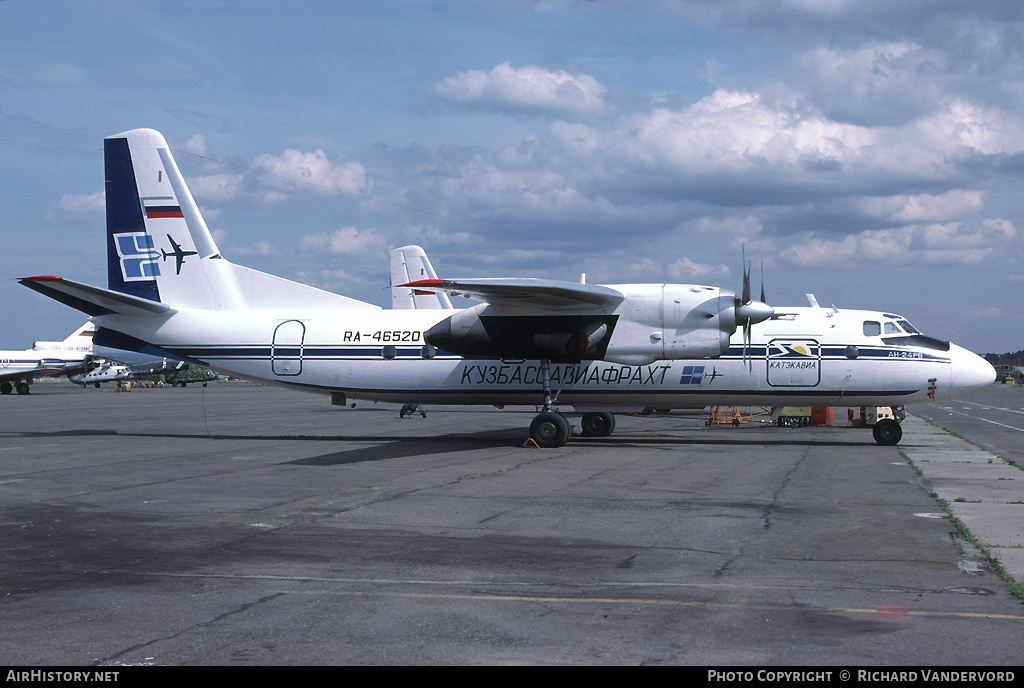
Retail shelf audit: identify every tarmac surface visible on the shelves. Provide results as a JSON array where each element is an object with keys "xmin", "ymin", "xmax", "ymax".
[{"xmin": 2, "ymin": 381, "xmax": 1022, "ymax": 666}]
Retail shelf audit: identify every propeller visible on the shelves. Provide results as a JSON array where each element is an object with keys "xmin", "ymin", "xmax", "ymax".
[{"xmin": 735, "ymin": 248, "xmax": 773, "ymax": 370}]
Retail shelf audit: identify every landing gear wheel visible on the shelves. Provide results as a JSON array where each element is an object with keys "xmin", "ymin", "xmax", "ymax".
[
  {"xmin": 0, "ymin": 382, "xmax": 12, "ymax": 395},
  {"xmin": 530, "ymin": 411, "xmax": 571, "ymax": 448},
  {"xmin": 581, "ymin": 412, "xmax": 615, "ymax": 437},
  {"xmin": 872, "ymin": 419, "xmax": 903, "ymax": 446},
  {"xmin": 400, "ymin": 403, "xmax": 426, "ymax": 418},
  {"xmin": 16, "ymin": 382, "xmax": 30, "ymax": 395}
]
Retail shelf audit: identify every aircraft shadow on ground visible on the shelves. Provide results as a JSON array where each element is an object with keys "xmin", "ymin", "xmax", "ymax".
[{"xmin": 3, "ymin": 426, "xmax": 873, "ymax": 466}]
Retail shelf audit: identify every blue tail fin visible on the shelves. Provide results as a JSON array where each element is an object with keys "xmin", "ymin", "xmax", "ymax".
[{"xmin": 105, "ymin": 133, "xmax": 162, "ymax": 301}]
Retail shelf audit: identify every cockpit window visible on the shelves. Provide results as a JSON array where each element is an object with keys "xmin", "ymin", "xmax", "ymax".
[
  {"xmin": 863, "ymin": 321, "xmax": 881, "ymax": 337},
  {"xmin": 884, "ymin": 322, "xmax": 901, "ymax": 335},
  {"xmin": 897, "ymin": 319, "xmax": 920, "ymax": 334}
]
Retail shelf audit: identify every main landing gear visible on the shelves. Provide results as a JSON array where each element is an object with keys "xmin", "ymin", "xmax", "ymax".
[
  {"xmin": 0, "ymin": 381, "xmax": 31, "ymax": 395},
  {"xmin": 871, "ymin": 407, "xmax": 905, "ymax": 446},
  {"xmin": 527, "ymin": 359, "xmax": 617, "ymax": 448},
  {"xmin": 529, "ymin": 359, "xmax": 568, "ymax": 448}
]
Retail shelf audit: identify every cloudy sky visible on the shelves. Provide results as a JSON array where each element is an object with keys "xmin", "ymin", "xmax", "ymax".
[{"xmin": 2, "ymin": 1, "xmax": 1022, "ymax": 354}]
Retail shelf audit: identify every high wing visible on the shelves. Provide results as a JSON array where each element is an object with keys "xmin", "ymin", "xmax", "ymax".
[{"xmin": 400, "ymin": 278, "xmax": 624, "ymax": 309}]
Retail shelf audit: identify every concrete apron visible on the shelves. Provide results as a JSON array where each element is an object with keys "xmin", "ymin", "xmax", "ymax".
[{"xmin": 903, "ymin": 414, "xmax": 1024, "ymax": 586}]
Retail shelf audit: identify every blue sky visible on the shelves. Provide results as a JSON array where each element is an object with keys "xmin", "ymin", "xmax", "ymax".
[{"xmin": 2, "ymin": 1, "xmax": 1022, "ymax": 354}]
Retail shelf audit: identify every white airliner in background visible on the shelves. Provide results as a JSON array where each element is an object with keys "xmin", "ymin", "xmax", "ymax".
[
  {"xmin": 0, "ymin": 323, "xmax": 95, "ymax": 395},
  {"xmin": 19, "ymin": 129, "xmax": 995, "ymax": 447}
]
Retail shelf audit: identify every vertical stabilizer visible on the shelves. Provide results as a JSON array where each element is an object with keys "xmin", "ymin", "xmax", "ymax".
[
  {"xmin": 32, "ymin": 322, "xmax": 96, "ymax": 352},
  {"xmin": 101, "ymin": 128, "xmax": 377, "ymax": 313},
  {"xmin": 105, "ymin": 128, "xmax": 244, "ymax": 310},
  {"xmin": 390, "ymin": 245, "xmax": 453, "ymax": 309}
]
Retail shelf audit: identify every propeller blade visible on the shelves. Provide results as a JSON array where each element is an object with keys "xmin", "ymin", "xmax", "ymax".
[
  {"xmin": 735, "ymin": 250, "xmax": 773, "ymax": 371},
  {"xmin": 741, "ymin": 246, "xmax": 751, "ymax": 305},
  {"xmin": 760, "ymin": 259, "xmax": 766, "ymax": 304},
  {"xmin": 746, "ymin": 317, "xmax": 757, "ymax": 371}
]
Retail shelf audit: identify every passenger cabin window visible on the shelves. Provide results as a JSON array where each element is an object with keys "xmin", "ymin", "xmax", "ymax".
[{"xmin": 864, "ymin": 321, "xmax": 881, "ymax": 337}]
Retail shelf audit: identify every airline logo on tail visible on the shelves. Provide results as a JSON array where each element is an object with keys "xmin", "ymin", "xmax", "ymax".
[
  {"xmin": 161, "ymin": 235, "xmax": 198, "ymax": 274},
  {"xmin": 114, "ymin": 232, "xmax": 161, "ymax": 281}
]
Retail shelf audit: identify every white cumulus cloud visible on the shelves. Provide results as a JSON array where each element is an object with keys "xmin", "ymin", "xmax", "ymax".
[
  {"xmin": 299, "ymin": 226, "xmax": 386, "ymax": 255},
  {"xmin": 253, "ymin": 149, "xmax": 369, "ymax": 203},
  {"xmin": 434, "ymin": 62, "xmax": 609, "ymax": 118}
]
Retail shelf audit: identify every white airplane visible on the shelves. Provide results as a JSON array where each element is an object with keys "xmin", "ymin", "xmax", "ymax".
[
  {"xmin": 68, "ymin": 360, "xmax": 132, "ymax": 387},
  {"xmin": 0, "ymin": 323, "xmax": 96, "ymax": 395},
  {"xmin": 19, "ymin": 128, "xmax": 995, "ymax": 447}
]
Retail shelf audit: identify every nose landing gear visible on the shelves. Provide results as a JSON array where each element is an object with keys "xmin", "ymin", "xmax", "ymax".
[{"xmin": 872, "ymin": 407, "xmax": 905, "ymax": 446}]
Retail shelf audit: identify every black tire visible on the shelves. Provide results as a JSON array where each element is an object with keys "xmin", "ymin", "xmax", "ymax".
[
  {"xmin": 872, "ymin": 419, "xmax": 903, "ymax": 446},
  {"xmin": 0, "ymin": 382, "xmax": 12, "ymax": 395},
  {"xmin": 581, "ymin": 412, "xmax": 615, "ymax": 437},
  {"xmin": 16, "ymin": 382, "xmax": 30, "ymax": 395},
  {"xmin": 530, "ymin": 411, "xmax": 571, "ymax": 448}
]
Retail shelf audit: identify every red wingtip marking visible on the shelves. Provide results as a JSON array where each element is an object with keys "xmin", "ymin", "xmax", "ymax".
[
  {"xmin": 21, "ymin": 275, "xmax": 64, "ymax": 281},
  {"xmin": 399, "ymin": 279, "xmax": 445, "ymax": 288}
]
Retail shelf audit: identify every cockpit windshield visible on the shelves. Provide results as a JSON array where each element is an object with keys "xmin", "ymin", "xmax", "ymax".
[
  {"xmin": 896, "ymin": 320, "xmax": 920, "ymax": 334},
  {"xmin": 865, "ymin": 317, "xmax": 948, "ymax": 350},
  {"xmin": 878, "ymin": 318, "xmax": 922, "ymax": 335}
]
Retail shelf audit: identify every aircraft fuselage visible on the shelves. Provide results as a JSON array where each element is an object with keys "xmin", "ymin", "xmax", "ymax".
[{"xmin": 97, "ymin": 303, "xmax": 989, "ymax": 411}]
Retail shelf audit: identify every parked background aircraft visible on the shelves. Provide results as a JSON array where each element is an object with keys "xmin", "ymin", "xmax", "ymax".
[
  {"xmin": 69, "ymin": 360, "xmax": 131, "ymax": 388},
  {"xmin": 128, "ymin": 358, "xmax": 218, "ymax": 387},
  {"xmin": 0, "ymin": 323, "xmax": 95, "ymax": 395},
  {"xmin": 19, "ymin": 129, "xmax": 995, "ymax": 446},
  {"xmin": 0, "ymin": 313, "xmax": 189, "ymax": 395}
]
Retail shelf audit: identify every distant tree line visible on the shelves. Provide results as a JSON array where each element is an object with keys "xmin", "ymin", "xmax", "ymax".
[
  {"xmin": 985, "ymin": 350, "xmax": 1024, "ymax": 383},
  {"xmin": 984, "ymin": 350, "xmax": 1024, "ymax": 367}
]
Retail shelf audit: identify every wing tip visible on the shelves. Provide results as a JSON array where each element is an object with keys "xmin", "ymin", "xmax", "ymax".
[{"xmin": 398, "ymin": 279, "xmax": 445, "ymax": 288}]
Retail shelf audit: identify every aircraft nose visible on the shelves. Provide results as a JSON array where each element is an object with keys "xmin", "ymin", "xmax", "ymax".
[{"xmin": 949, "ymin": 344, "xmax": 996, "ymax": 394}]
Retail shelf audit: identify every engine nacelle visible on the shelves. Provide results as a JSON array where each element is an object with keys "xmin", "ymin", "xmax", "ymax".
[
  {"xmin": 601, "ymin": 284, "xmax": 736, "ymax": 365},
  {"xmin": 424, "ymin": 284, "xmax": 740, "ymax": 365},
  {"xmin": 423, "ymin": 304, "xmax": 617, "ymax": 362}
]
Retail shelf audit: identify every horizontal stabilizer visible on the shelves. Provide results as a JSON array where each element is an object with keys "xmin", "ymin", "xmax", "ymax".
[
  {"xmin": 399, "ymin": 278, "xmax": 624, "ymax": 309},
  {"xmin": 19, "ymin": 276, "xmax": 174, "ymax": 318}
]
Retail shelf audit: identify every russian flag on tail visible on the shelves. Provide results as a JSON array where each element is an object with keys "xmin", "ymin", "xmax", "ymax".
[{"xmin": 142, "ymin": 196, "xmax": 184, "ymax": 219}]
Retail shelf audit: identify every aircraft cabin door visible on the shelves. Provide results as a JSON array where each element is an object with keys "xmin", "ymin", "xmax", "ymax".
[
  {"xmin": 272, "ymin": 320, "xmax": 305, "ymax": 376},
  {"xmin": 766, "ymin": 338, "xmax": 821, "ymax": 387}
]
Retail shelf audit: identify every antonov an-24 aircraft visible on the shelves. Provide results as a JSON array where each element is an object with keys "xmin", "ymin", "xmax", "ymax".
[{"xmin": 20, "ymin": 129, "xmax": 995, "ymax": 447}]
